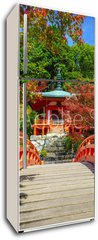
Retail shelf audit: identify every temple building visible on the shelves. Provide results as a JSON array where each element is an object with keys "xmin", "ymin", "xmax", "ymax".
[{"xmin": 29, "ymin": 68, "xmax": 81, "ymax": 136}]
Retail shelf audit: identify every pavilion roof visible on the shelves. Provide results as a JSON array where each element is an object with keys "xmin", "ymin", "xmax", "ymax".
[
  {"xmin": 42, "ymin": 89, "xmax": 72, "ymax": 98},
  {"xmin": 42, "ymin": 68, "xmax": 73, "ymax": 98}
]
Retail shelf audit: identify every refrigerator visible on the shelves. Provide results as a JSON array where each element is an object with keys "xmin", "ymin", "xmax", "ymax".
[{"xmin": 6, "ymin": 4, "xmax": 95, "ymax": 233}]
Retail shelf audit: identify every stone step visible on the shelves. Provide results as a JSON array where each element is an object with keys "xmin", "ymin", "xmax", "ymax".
[
  {"xmin": 46, "ymin": 153, "xmax": 72, "ymax": 158},
  {"xmin": 45, "ymin": 145, "xmax": 66, "ymax": 149},
  {"xmin": 46, "ymin": 150, "xmax": 66, "ymax": 154},
  {"xmin": 54, "ymin": 143, "xmax": 66, "ymax": 146},
  {"xmin": 46, "ymin": 145, "xmax": 66, "ymax": 149},
  {"xmin": 44, "ymin": 148, "xmax": 66, "ymax": 153},
  {"xmin": 45, "ymin": 155, "xmax": 73, "ymax": 161},
  {"xmin": 45, "ymin": 146, "xmax": 66, "ymax": 151},
  {"xmin": 55, "ymin": 157, "xmax": 72, "ymax": 161},
  {"xmin": 55, "ymin": 153, "xmax": 72, "ymax": 157},
  {"xmin": 44, "ymin": 159, "xmax": 72, "ymax": 164}
]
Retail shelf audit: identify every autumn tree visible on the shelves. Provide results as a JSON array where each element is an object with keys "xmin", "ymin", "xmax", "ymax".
[
  {"xmin": 64, "ymin": 83, "xmax": 94, "ymax": 137},
  {"xmin": 20, "ymin": 5, "xmax": 86, "ymax": 80}
]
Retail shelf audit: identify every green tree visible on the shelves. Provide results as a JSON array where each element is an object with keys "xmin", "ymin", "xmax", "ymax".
[{"xmin": 78, "ymin": 44, "xmax": 94, "ymax": 79}]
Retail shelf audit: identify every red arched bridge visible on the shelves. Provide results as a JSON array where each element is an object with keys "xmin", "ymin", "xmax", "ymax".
[
  {"xmin": 73, "ymin": 135, "xmax": 94, "ymax": 164},
  {"xmin": 19, "ymin": 134, "xmax": 94, "ymax": 169}
]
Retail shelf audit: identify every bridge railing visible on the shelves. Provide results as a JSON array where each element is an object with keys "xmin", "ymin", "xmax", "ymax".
[
  {"xmin": 34, "ymin": 118, "xmax": 83, "ymax": 125},
  {"xmin": 19, "ymin": 135, "xmax": 41, "ymax": 169},
  {"xmin": 73, "ymin": 135, "xmax": 95, "ymax": 164}
]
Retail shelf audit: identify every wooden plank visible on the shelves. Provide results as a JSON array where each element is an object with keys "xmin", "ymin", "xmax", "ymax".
[
  {"xmin": 20, "ymin": 193, "xmax": 94, "ymax": 212},
  {"xmin": 20, "ymin": 170, "xmax": 91, "ymax": 178},
  {"xmin": 20, "ymin": 171, "xmax": 93, "ymax": 181},
  {"xmin": 20, "ymin": 182, "xmax": 94, "ymax": 196},
  {"xmin": 20, "ymin": 162, "xmax": 90, "ymax": 174},
  {"xmin": 20, "ymin": 173, "xmax": 93, "ymax": 186},
  {"xmin": 20, "ymin": 179, "xmax": 93, "ymax": 191},
  {"xmin": 21, "ymin": 164, "xmax": 90, "ymax": 176},
  {"xmin": 20, "ymin": 170, "xmax": 91, "ymax": 177},
  {"xmin": 20, "ymin": 162, "xmax": 86, "ymax": 169},
  {"xmin": 20, "ymin": 211, "xmax": 94, "ymax": 230},
  {"xmin": 20, "ymin": 167, "xmax": 92, "ymax": 174},
  {"xmin": 20, "ymin": 188, "xmax": 94, "ymax": 204},
  {"xmin": 20, "ymin": 162, "xmax": 78, "ymax": 170},
  {"xmin": 20, "ymin": 201, "xmax": 94, "ymax": 222},
  {"xmin": 20, "ymin": 175, "xmax": 93, "ymax": 187},
  {"xmin": 20, "ymin": 170, "xmax": 92, "ymax": 178}
]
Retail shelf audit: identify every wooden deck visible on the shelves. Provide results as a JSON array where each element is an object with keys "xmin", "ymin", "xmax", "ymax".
[{"xmin": 20, "ymin": 162, "xmax": 95, "ymax": 231}]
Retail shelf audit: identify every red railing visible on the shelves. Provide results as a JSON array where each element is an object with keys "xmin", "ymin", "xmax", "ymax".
[
  {"xmin": 19, "ymin": 136, "xmax": 41, "ymax": 169},
  {"xmin": 73, "ymin": 135, "xmax": 95, "ymax": 164},
  {"xmin": 34, "ymin": 119, "xmax": 50, "ymax": 125},
  {"xmin": 34, "ymin": 118, "xmax": 83, "ymax": 125}
]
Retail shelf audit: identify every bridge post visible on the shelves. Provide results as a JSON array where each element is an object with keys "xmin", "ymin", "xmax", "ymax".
[
  {"xmin": 23, "ymin": 83, "xmax": 27, "ymax": 169},
  {"xmin": 23, "ymin": 13, "xmax": 27, "ymax": 169}
]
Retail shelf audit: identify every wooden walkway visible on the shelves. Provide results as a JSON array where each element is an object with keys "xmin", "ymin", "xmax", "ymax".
[{"xmin": 20, "ymin": 162, "xmax": 95, "ymax": 231}]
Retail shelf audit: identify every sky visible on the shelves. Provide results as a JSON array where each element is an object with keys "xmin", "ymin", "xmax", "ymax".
[{"xmin": 67, "ymin": 16, "xmax": 95, "ymax": 46}]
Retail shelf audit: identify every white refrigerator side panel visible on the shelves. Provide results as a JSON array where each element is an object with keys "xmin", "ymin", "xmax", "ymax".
[{"xmin": 7, "ymin": 4, "xmax": 19, "ymax": 232}]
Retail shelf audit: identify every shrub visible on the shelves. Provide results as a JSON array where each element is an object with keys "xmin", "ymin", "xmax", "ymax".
[
  {"xmin": 40, "ymin": 148, "xmax": 47, "ymax": 158},
  {"xmin": 65, "ymin": 134, "xmax": 83, "ymax": 153}
]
